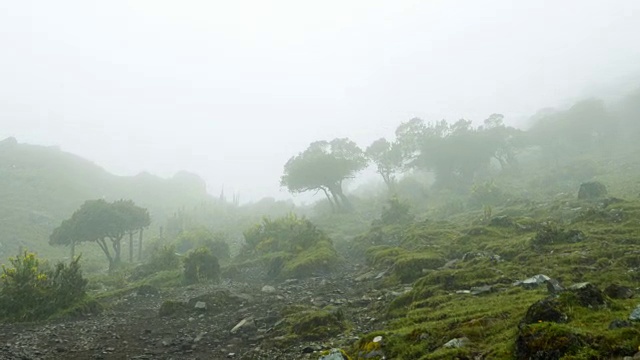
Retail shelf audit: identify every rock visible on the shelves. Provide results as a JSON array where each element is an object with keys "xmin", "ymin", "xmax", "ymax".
[
  {"xmin": 470, "ymin": 285, "xmax": 493, "ymax": 295},
  {"xmin": 522, "ymin": 298, "xmax": 568, "ymax": 324},
  {"xmin": 373, "ymin": 335, "xmax": 383, "ymax": 343},
  {"xmin": 608, "ymin": 319, "xmax": 633, "ymax": 329},
  {"xmin": 516, "ymin": 323, "xmax": 584, "ymax": 359},
  {"xmin": 578, "ymin": 181, "xmax": 608, "ymax": 200},
  {"xmin": 443, "ymin": 337, "xmax": 469, "ymax": 348},
  {"xmin": 604, "ymin": 284, "xmax": 634, "ymax": 299},
  {"xmin": 158, "ymin": 300, "xmax": 186, "ymax": 317},
  {"xmin": 194, "ymin": 301, "xmax": 207, "ymax": 311},
  {"xmin": 545, "ymin": 279, "xmax": 564, "ymax": 294},
  {"xmin": 318, "ymin": 348, "xmax": 349, "ymax": 360},
  {"xmin": 568, "ymin": 282, "xmax": 607, "ymax": 308},
  {"xmin": 230, "ymin": 317, "xmax": 256, "ymax": 334},
  {"xmin": 515, "ymin": 274, "xmax": 551, "ymax": 289},
  {"xmin": 261, "ymin": 285, "xmax": 276, "ymax": 293},
  {"xmin": 629, "ymin": 305, "xmax": 640, "ymax": 321},
  {"xmin": 441, "ymin": 259, "xmax": 459, "ymax": 269},
  {"xmin": 355, "ymin": 271, "xmax": 376, "ymax": 282}
]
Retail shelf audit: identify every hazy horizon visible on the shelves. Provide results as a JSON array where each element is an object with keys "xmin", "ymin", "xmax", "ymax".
[{"xmin": 2, "ymin": 0, "xmax": 640, "ymax": 202}]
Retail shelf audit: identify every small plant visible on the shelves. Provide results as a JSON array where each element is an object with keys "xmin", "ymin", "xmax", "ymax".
[
  {"xmin": 183, "ymin": 247, "xmax": 220, "ymax": 284},
  {"xmin": 0, "ymin": 250, "xmax": 88, "ymax": 321}
]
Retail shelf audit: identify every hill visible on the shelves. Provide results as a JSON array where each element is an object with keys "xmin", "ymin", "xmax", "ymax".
[{"xmin": 0, "ymin": 137, "xmax": 212, "ymax": 261}]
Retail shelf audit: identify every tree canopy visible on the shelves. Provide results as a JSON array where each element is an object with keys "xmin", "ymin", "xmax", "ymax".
[
  {"xmin": 281, "ymin": 138, "xmax": 367, "ymax": 210},
  {"xmin": 49, "ymin": 199, "xmax": 150, "ymax": 272}
]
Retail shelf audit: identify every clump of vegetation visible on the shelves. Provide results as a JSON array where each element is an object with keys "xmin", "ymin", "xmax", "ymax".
[
  {"xmin": 175, "ymin": 228, "xmax": 231, "ymax": 260},
  {"xmin": 130, "ymin": 244, "xmax": 181, "ymax": 281},
  {"xmin": 286, "ymin": 306, "xmax": 348, "ymax": 341},
  {"xmin": 0, "ymin": 250, "xmax": 88, "ymax": 321},
  {"xmin": 237, "ymin": 214, "xmax": 338, "ymax": 279},
  {"xmin": 530, "ymin": 223, "xmax": 584, "ymax": 247},
  {"xmin": 183, "ymin": 247, "xmax": 220, "ymax": 284}
]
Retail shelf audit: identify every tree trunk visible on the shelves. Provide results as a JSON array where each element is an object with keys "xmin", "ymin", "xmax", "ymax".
[
  {"xmin": 138, "ymin": 228, "xmax": 144, "ymax": 261},
  {"xmin": 333, "ymin": 184, "xmax": 352, "ymax": 210},
  {"xmin": 320, "ymin": 187, "xmax": 336, "ymax": 211},
  {"xmin": 96, "ymin": 238, "xmax": 114, "ymax": 273},
  {"xmin": 129, "ymin": 231, "xmax": 134, "ymax": 263}
]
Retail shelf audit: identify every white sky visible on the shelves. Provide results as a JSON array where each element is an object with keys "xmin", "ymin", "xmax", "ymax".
[{"xmin": 1, "ymin": 0, "xmax": 640, "ymax": 201}]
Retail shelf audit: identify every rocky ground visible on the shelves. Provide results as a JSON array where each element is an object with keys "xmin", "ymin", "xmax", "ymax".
[{"xmin": 0, "ymin": 263, "xmax": 403, "ymax": 360}]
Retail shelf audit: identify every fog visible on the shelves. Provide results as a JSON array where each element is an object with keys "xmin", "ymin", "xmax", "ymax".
[{"xmin": 1, "ymin": 0, "xmax": 639, "ymax": 201}]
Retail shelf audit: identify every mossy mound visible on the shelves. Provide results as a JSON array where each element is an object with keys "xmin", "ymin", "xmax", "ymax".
[
  {"xmin": 366, "ymin": 246, "xmax": 445, "ymax": 283},
  {"xmin": 233, "ymin": 214, "xmax": 341, "ymax": 280},
  {"xmin": 278, "ymin": 305, "xmax": 349, "ymax": 342},
  {"xmin": 158, "ymin": 300, "xmax": 187, "ymax": 317}
]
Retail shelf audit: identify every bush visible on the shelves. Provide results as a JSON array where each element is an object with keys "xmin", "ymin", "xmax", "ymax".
[
  {"xmin": 0, "ymin": 251, "xmax": 88, "ymax": 321},
  {"xmin": 183, "ymin": 247, "xmax": 220, "ymax": 284},
  {"xmin": 175, "ymin": 228, "xmax": 231, "ymax": 260}
]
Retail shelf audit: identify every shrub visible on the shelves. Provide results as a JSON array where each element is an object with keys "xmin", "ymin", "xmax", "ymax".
[
  {"xmin": 183, "ymin": 247, "xmax": 220, "ymax": 284},
  {"xmin": 0, "ymin": 251, "xmax": 88, "ymax": 321}
]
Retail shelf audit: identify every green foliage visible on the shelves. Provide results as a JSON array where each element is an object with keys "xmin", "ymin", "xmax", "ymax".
[
  {"xmin": 183, "ymin": 247, "xmax": 220, "ymax": 284},
  {"xmin": 376, "ymin": 197, "xmax": 415, "ymax": 227},
  {"xmin": 468, "ymin": 180, "xmax": 505, "ymax": 209},
  {"xmin": 49, "ymin": 199, "xmax": 150, "ymax": 272},
  {"xmin": 175, "ymin": 228, "xmax": 230, "ymax": 260},
  {"xmin": 281, "ymin": 138, "xmax": 367, "ymax": 210},
  {"xmin": 0, "ymin": 251, "xmax": 88, "ymax": 321},
  {"xmin": 238, "ymin": 214, "xmax": 339, "ymax": 279},
  {"xmin": 366, "ymin": 138, "xmax": 404, "ymax": 190}
]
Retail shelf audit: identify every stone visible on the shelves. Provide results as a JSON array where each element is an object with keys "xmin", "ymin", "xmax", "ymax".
[
  {"xmin": 578, "ymin": 181, "xmax": 608, "ymax": 200},
  {"xmin": 608, "ymin": 319, "xmax": 633, "ymax": 330},
  {"xmin": 568, "ymin": 282, "xmax": 607, "ymax": 308},
  {"xmin": 318, "ymin": 348, "xmax": 349, "ymax": 360},
  {"xmin": 261, "ymin": 285, "xmax": 276, "ymax": 293},
  {"xmin": 194, "ymin": 301, "xmax": 207, "ymax": 310},
  {"xmin": 629, "ymin": 305, "xmax": 640, "ymax": 321},
  {"xmin": 545, "ymin": 279, "xmax": 564, "ymax": 294},
  {"xmin": 230, "ymin": 317, "xmax": 256, "ymax": 334},
  {"xmin": 522, "ymin": 298, "xmax": 568, "ymax": 324},
  {"xmin": 604, "ymin": 284, "xmax": 634, "ymax": 299},
  {"xmin": 470, "ymin": 285, "xmax": 493, "ymax": 295},
  {"xmin": 443, "ymin": 337, "xmax": 469, "ymax": 348},
  {"xmin": 515, "ymin": 274, "xmax": 551, "ymax": 289}
]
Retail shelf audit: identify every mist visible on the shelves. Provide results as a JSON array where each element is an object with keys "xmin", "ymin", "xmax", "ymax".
[{"xmin": 1, "ymin": 0, "xmax": 640, "ymax": 201}]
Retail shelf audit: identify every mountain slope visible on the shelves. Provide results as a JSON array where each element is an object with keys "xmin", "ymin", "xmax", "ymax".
[{"xmin": 0, "ymin": 137, "xmax": 212, "ymax": 260}]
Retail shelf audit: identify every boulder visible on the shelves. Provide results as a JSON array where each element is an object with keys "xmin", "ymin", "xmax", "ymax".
[
  {"xmin": 568, "ymin": 282, "xmax": 607, "ymax": 308},
  {"xmin": 578, "ymin": 181, "xmax": 607, "ymax": 200},
  {"xmin": 522, "ymin": 298, "xmax": 568, "ymax": 324},
  {"xmin": 604, "ymin": 284, "xmax": 634, "ymax": 299}
]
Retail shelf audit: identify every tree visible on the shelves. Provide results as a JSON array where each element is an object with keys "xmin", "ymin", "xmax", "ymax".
[
  {"xmin": 112, "ymin": 199, "xmax": 151, "ymax": 262},
  {"xmin": 396, "ymin": 118, "xmax": 510, "ymax": 192},
  {"xmin": 50, "ymin": 199, "xmax": 150, "ymax": 272},
  {"xmin": 281, "ymin": 138, "xmax": 367, "ymax": 211},
  {"xmin": 366, "ymin": 138, "xmax": 404, "ymax": 191}
]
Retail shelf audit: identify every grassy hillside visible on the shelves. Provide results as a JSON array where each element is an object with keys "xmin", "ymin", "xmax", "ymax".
[{"xmin": 0, "ymin": 137, "xmax": 212, "ymax": 262}]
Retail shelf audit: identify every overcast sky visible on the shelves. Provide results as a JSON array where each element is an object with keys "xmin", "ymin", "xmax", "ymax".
[{"xmin": 1, "ymin": 0, "xmax": 640, "ymax": 202}]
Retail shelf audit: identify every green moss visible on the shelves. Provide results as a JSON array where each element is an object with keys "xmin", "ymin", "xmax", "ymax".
[
  {"xmin": 282, "ymin": 240, "xmax": 338, "ymax": 278},
  {"xmin": 284, "ymin": 306, "xmax": 349, "ymax": 341}
]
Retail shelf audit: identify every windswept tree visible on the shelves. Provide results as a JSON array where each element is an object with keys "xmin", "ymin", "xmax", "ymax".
[
  {"xmin": 50, "ymin": 199, "xmax": 150, "ymax": 272},
  {"xmin": 395, "ymin": 117, "xmax": 519, "ymax": 191},
  {"xmin": 366, "ymin": 138, "xmax": 404, "ymax": 192},
  {"xmin": 281, "ymin": 138, "xmax": 367, "ymax": 211},
  {"xmin": 113, "ymin": 199, "xmax": 151, "ymax": 262}
]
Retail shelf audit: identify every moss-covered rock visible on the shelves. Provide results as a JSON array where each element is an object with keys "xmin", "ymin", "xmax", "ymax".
[
  {"xmin": 515, "ymin": 323, "xmax": 585, "ymax": 360},
  {"xmin": 286, "ymin": 306, "xmax": 348, "ymax": 341},
  {"xmin": 158, "ymin": 300, "xmax": 186, "ymax": 317}
]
